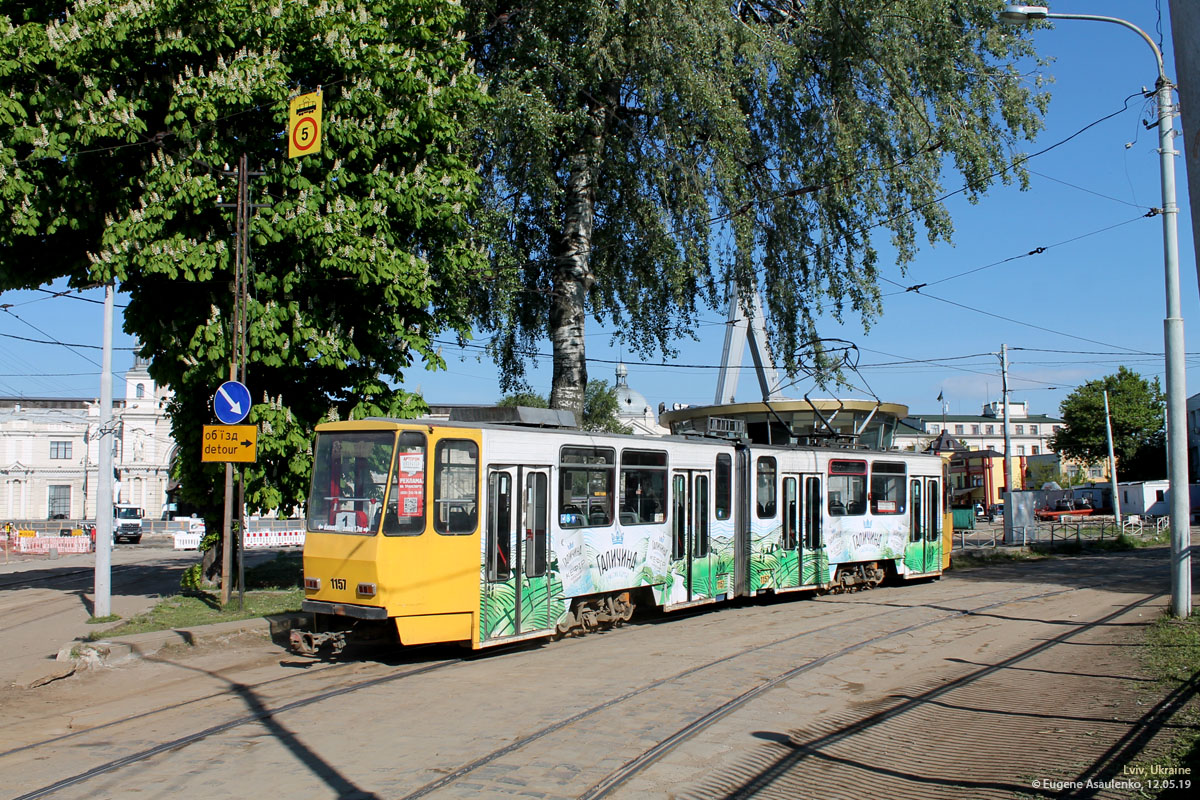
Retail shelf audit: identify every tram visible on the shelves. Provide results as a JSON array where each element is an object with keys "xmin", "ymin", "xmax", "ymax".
[{"xmin": 291, "ymin": 416, "xmax": 950, "ymax": 654}]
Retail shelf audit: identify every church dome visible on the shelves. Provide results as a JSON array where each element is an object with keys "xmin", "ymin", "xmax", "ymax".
[{"xmin": 614, "ymin": 363, "xmax": 651, "ymax": 419}]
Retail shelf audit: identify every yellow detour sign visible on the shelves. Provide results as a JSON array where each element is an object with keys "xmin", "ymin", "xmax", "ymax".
[
  {"xmin": 201, "ymin": 425, "xmax": 259, "ymax": 463},
  {"xmin": 288, "ymin": 90, "xmax": 322, "ymax": 159}
]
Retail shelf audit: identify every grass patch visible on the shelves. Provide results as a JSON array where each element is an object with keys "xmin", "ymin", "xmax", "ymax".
[
  {"xmin": 244, "ymin": 551, "xmax": 304, "ymax": 589},
  {"xmin": 954, "ymin": 530, "xmax": 1171, "ymax": 569},
  {"xmin": 86, "ymin": 613, "xmax": 121, "ymax": 624},
  {"xmin": 951, "ymin": 547, "xmax": 1054, "ymax": 568},
  {"xmin": 1127, "ymin": 612, "xmax": 1200, "ymax": 798},
  {"xmin": 1085, "ymin": 530, "xmax": 1171, "ymax": 551},
  {"xmin": 93, "ymin": 553, "xmax": 304, "ymax": 640}
]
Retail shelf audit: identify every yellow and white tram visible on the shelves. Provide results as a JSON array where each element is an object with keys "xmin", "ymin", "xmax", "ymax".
[{"xmin": 292, "ymin": 417, "xmax": 950, "ymax": 654}]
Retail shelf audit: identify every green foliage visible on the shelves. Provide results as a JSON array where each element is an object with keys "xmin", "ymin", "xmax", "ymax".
[
  {"xmin": 1051, "ymin": 367, "xmax": 1166, "ymax": 480},
  {"xmin": 179, "ymin": 563, "xmax": 203, "ymax": 592},
  {"xmin": 1026, "ymin": 461, "xmax": 1064, "ymax": 489},
  {"xmin": 581, "ymin": 380, "xmax": 632, "ymax": 434},
  {"xmin": 199, "ymin": 526, "xmax": 221, "ymax": 553},
  {"xmin": 464, "ymin": 0, "xmax": 1047, "ymax": 408},
  {"xmin": 497, "ymin": 392, "xmax": 550, "ymax": 409},
  {"xmin": 0, "ymin": 1, "xmax": 486, "ymax": 519},
  {"xmin": 500, "ymin": 381, "xmax": 631, "ymax": 433}
]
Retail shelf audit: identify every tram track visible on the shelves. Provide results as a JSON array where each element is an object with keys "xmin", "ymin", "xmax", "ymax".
[
  {"xmin": 8, "ymin": 555, "xmax": 1171, "ymax": 800},
  {"xmin": 9, "ymin": 655, "xmax": 463, "ymax": 800},
  {"xmin": 4, "ymin": 577, "xmax": 1052, "ymax": 800},
  {"xmin": 0, "ymin": 566, "xmax": 100, "ymax": 591},
  {"xmin": 578, "ymin": 586, "xmax": 1155, "ymax": 799},
  {"xmin": 5, "ymin": 580, "xmax": 997, "ymax": 799},
  {"xmin": 0, "ymin": 564, "xmax": 183, "ymax": 636},
  {"xmin": 0, "ymin": 656, "xmax": 361, "ymax": 759},
  {"xmin": 394, "ymin": 581, "xmax": 1096, "ymax": 800}
]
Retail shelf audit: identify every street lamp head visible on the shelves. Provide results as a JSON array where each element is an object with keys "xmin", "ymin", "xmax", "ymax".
[{"xmin": 999, "ymin": 4, "xmax": 1049, "ymax": 23}]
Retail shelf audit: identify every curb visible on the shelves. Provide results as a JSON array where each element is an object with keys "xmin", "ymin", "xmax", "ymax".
[{"xmin": 55, "ymin": 612, "xmax": 309, "ymax": 673}]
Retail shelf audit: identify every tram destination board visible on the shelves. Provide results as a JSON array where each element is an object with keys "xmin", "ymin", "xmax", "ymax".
[{"xmin": 201, "ymin": 425, "xmax": 258, "ymax": 463}]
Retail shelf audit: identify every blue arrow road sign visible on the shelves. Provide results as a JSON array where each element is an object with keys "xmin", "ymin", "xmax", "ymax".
[{"xmin": 214, "ymin": 380, "xmax": 251, "ymax": 424}]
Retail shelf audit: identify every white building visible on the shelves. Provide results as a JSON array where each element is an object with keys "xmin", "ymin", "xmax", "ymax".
[
  {"xmin": 0, "ymin": 356, "xmax": 175, "ymax": 522},
  {"xmin": 908, "ymin": 401, "xmax": 1063, "ymax": 457},
  {"xmin": 1117, "ymin": 480, "xmax": 1170, "ymax": 517}
]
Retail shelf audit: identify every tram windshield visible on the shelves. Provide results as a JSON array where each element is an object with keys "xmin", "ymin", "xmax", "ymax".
[{"xmin": 308, "ymin": 431, "xmax": 418, "ymax": 535}]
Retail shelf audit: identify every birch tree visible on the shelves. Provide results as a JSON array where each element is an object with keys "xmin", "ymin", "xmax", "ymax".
[{"xmin": 466, "ymin": 0, "xmax": 1046, "ymax": 418}]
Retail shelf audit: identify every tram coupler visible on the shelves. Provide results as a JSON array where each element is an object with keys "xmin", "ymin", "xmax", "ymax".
[{"xmin": 290, "ymin": 628, "xmax": 347, "ymax": 656}]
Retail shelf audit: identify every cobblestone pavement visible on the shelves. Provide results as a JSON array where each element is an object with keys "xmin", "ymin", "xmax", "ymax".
[{"xmin": 3, "ymin": 543, "xmax": 1197, "ymax": 800}]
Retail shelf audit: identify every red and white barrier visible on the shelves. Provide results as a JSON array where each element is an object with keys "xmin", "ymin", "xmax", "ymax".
[
  {"xmin": 245, "ymin": 529, "xmax": 305, "ymax": 549},
  {"xmin": 17, "ymin": 536, "xmax": 93, "ymax": 554},
  {"xmin": 173, "ymin": 532, "xmax": 203, "ymax": 550}
]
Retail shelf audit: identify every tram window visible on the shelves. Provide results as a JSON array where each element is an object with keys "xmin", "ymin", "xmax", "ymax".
[
  {"xmin": 672, "ymin": 473, "xmax": 688, "ymax": 559},
  {"xmin": 927, "ymin": 481, "xmax": 940, "ymax": 541},
  {"xmin": 694, "ymin": 475, "xmax": 710, "ymax": 557},
  {"xmin": 487, "ymin": 471, "xmax": 512, "ymax": 581},
  {"xmin": 828, "ymin": 460, "xmax": 866, "ymax": 516},
  {"xmin": 870, "ymin": 462, "xmax": 906, "ymax": 515},
  {"xmin": 619, "ymin": 450, "xmax": 667, "ymax": 525},
  {"xmin": 382, "ymin": 432, "xmax": 427, "ymax": 536},
  {"xmin": 910, "ymin": 480, "xmax": 923, "ymax": 542},
  {"xmin": 308, "ymin": 430, "xmax": 400, "ymax": 535},
  {"xmin": 782, "ymin": 476, "xmax": 798, "ymax": 549},
  {"xmin": 560, "ymin": 446, "xmax": 615, "ymax": 527},
  {"xmin": 434, "ymin": 440, "xmax": 479, "ymax": 535},
  {"xmin": 715, "ymin": 454, "xmax": 732, "ymax": 520},
  {"xmin": 525, "ymin": 471, "xmax": 549, "ymax": 577},
  {"xmin": 756, "ymin": 456, "xmax": 777, "ymax": 518}
]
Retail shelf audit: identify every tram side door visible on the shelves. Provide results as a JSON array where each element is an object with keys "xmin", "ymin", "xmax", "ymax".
[
  {"xmin": 484, "ymin": 467, "xmax": 517, "ymax": 640},
  {"xmin": 924, "ymin": 477, "xmax": 942, "ymax": 573},
  {"xmin": 484, "ymin": 466, "xmax": 551, "ymax": 638},
  {"xmin": 672, "ymin": 470, "xmax": 713, "ymax": 601},
  {"xmin": 909, "ymin": 478, "xmax": 927, "ymax": 573},
  {"xmin": 781, "ymin": 474, "xmax": 800, "ymax": 586},
  {"xmin": 801, "ymin": 474, "xmax": 825, "ymax": 585},
  {"xmin": 515, "ymin": 467, "xmax": 551, "ymax": 633}
]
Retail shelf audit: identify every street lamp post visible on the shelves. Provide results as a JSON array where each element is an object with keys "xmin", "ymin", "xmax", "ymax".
[{"xmin": 1001, "ymin": 5, "xmax": 1191, "ymax": 617}]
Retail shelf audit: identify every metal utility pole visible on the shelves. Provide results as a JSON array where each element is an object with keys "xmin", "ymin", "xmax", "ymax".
[
  {"xmin": 1103, "ymin": 390, "xmax": 1121, "ymax": 525},
  {"xmin": 1001, "ymin": 344, "xmax": 1014, "ymax": 494},
  {"xmin": 93, "ymin": 283, "xmax": 115, "ymax": 618},
  {"xmin": 1001, "ymin": 0, "xmax": 1190, "ymax": 626}
]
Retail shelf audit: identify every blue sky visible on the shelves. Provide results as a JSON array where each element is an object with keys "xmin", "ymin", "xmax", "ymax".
[{"xmin": 1, "ymin": 1, "xmax": 1195, "ymax": 423}]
